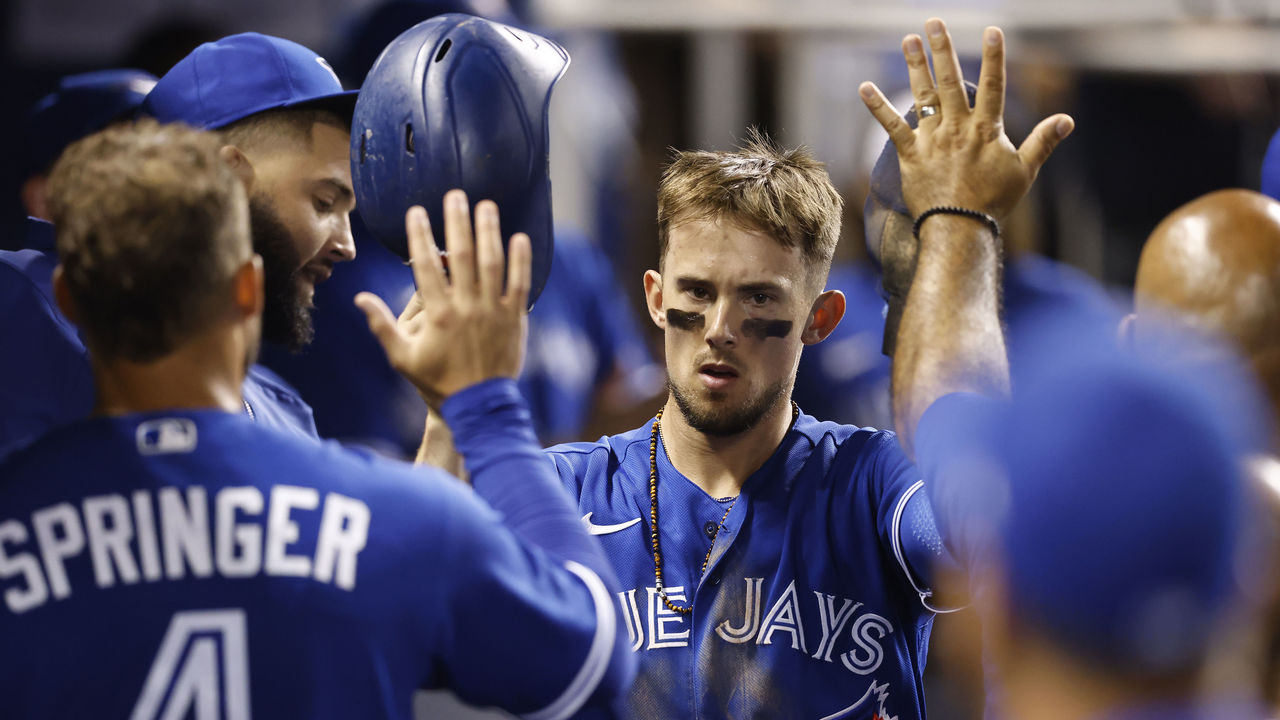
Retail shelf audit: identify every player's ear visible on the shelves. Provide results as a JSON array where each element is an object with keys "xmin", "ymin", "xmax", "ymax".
[
  {"xmin": 643, "ymin": 269, "xmax": 666, "ymax": 330},
  {"xmin": 219, "ymin": 145, "xmax": 257, "ymax": 192},
  {"xmin": 51, "ymin": 265, "xmax": 80, "ymax": 325},
  {"xmin": 233, "ymin": 254, "xmax": 265, "ymax": 319},
  {"xmin": 802, "ymin": 290, "xmax": 845, "ymax": 345}
]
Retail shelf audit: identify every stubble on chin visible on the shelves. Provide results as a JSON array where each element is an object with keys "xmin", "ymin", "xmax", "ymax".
[{"xmin": 666, "ymin": 374, "xmax": 789, "ymax": 437}]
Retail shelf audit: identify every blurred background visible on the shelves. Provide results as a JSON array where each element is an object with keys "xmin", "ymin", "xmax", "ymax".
[{"xmin": 8, "ymin": 0, "xmax": 1280, "ymax": 716}]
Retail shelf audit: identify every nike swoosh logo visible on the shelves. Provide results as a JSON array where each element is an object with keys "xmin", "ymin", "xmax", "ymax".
[{"xmin": 581, "ymin": 512, "xmax": 642, "ymax": 536}]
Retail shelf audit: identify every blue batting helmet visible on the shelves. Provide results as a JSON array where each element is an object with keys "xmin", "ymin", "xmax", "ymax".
[{"xmin": 351, "ymin": 13, "xmax": 567, "ymax": 306}]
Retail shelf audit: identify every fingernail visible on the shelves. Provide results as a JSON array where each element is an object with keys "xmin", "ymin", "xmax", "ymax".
[
  {"xmin": 1056, "ymin": 117, "xmax": 1073, "ymax": 137},
  {"xmin": 905, "ymin": 36, "xmax": 923, "ymax": 55},
  {"xmin": 985, "ymin": 27, "xmax": 1000, "ymax": 46},
  {"xmin": 926, "ymin": 19, "xmax": 943, "ymax": 38},
  {"xmin": 858, "ymin": 83, "xmax": 875, "ymax": 100}
]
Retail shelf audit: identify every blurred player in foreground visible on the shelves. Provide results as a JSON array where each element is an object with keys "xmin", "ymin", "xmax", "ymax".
[
  {"xmin": 409, "ymin": 18, "xmax": 1072, "ymax": 718},
  {"xmin": 0, "ymin": 121, "xmax": 634, "ymax": 718},
  {"xmin": 1128, "ymin": 188, "xmax": 1280, "ymax": 713},
  {"xmin": 915, "ymin": 321, "xmax": 1269, "ymax": 720}
]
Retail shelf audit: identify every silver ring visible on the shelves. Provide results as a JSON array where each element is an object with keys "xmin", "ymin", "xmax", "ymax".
[{"xmin": 917, "ymin": 104, "xmax": 939, "ymax": 119}]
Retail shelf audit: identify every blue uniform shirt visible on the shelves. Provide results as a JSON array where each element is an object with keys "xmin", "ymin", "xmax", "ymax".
[
  {"xmin": 0, "ymin": 381, "xmax": 624, "ymax": 718},
  {"xmin": 0, "ymin": 218, "xmax": 318, "ymax": 458},
  {"xmin": 548, "ymin": 413, "xmax": 942, "ymax": 719}
]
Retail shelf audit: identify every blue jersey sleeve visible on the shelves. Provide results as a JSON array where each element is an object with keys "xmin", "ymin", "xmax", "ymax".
[
  {"xmin": 438, "ymin": 379, "xmax": 636, "ymax": 712},
  {"xmin": 866, "ymin": 431, "xmax": 961, "ymax": 612},
  {"xmin": 418, "ymin": 473, "xmax": 627, "ymax": 717}
]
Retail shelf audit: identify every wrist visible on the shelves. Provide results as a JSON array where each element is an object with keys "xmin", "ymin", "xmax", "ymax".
[{"xmin": 912, "ymin": 206, "xmax": 1000, "ymax": 242}]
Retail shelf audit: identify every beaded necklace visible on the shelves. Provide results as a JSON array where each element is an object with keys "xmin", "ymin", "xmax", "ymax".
[{"xmin": 648, "ymin": 400, "xmax": 800, "ymax": 615}]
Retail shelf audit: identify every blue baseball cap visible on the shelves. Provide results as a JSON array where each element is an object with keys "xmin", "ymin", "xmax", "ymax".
[
  {"xmin": 21, "ymin": 69, "xmax": 158, "ymax": 179},
  {"xmin": 144, "ymin": 32, "xmax": 358, "ymax": 131}
]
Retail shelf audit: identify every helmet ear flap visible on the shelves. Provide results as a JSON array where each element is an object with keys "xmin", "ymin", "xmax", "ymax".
[{"xmin": 350, "ymin": 13, "xmax": 569, "ymax": 309}]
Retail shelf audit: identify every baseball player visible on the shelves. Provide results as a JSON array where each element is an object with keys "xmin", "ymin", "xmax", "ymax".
[
  {"xmin": 1127, "ymin": 188, "xmax": 1280, "ymax": 713},
  {"xmin": 1, "ymin": 70, "xmax": 157, "ymax": 457},
  {"xmin": 913, "ymin": 320, "xmax": 1268, "ymax": 720},
  {"xmin": 0, "ymin": 120, "xmax": 633, "ymax": 719},
  {"xmin": 399, "ymin": 18, "xmax": 1074, "ymax": 718}
]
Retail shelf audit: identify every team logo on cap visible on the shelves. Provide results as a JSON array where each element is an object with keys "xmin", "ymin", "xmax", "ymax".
[{"xmin": 315, "ymin": 56, "xmax": 341, "ymax": 85}]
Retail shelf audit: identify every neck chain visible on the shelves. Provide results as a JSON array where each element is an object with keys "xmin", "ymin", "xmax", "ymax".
[
  {"xmin": 648, "ymin": 399, "xmax": 800, "ymax": 615},
  {"xmin": 243, "ymin": 399, "xmax": 256, "ymax": 422}
]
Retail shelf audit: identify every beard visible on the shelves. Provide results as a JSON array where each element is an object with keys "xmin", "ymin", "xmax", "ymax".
[
  {"xmin": 248, "ymin": 194, "xmax": 314, "ymax": 352},
  {"xmin": 668, "ymin": 371, "xmax": 790, "ymax": 437}
]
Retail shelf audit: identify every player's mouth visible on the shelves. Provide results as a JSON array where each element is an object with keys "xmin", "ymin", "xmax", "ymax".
[
  {"xmin": 698, "ymin": 362, "xmax": 740, "ymax": 391},
  {"xmin": 301, "ymin": 264, "xmax": 333, "ymax": 287}
]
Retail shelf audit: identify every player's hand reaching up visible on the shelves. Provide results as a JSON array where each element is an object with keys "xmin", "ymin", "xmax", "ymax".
[
  {"xmin": 858, "ymin": 18, "xmax": 1073, "ymax": 220},
  {"xmin": 357, "ymin": 189, "xmax": 530, "ymax": 409}
]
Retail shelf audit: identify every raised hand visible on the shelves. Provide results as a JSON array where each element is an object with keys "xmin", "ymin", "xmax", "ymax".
[
  {"xmin": 356, "ymin": 189, "xmax": 530, "ymax": 409},
  {"xmin": 858, "ymin": 18, "xmax": 1074, "ymax": 221}
]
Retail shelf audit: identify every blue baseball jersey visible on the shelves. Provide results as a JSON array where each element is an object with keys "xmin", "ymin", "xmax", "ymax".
[
  {"xmin": 0, "ymin": 383, "xmax": 621, "ymax": 719},
  {"xmin": 0, "ymin": 218, "xmax": 318, "ymax": 458},
  {"xmin": 547, "ymin": 413, "xmax": 943, "ymax": 719}
]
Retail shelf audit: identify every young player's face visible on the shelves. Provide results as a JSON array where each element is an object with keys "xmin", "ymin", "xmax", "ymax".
[
  {"xmin": 646, "ymin": 218, "xmax": 815, "ymax": 435},
  {"xmin": 247, "ymin": 122, "xmax": 357, "ymax": 349}
]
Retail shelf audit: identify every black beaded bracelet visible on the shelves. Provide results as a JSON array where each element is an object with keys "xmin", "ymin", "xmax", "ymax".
[{"xmin": 912, "ymin": 206, "xmax": 1000, "ymax": 241}]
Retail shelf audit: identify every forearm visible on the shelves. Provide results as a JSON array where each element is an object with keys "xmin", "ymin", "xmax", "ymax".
[{"xmin": 892, "ymin": 215, "xmax": 1009, "ymax": 457}]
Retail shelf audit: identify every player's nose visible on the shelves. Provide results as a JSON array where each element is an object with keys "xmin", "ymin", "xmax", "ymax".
[
  {"xmin": 324, "ymin": 213, "xmax": 356, "ymax": 263},
  {"xmin": 704, "ymin": 301, "xmax": 737, "ymax": 349}
]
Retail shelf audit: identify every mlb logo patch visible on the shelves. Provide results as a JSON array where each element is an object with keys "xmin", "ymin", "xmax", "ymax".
[{"xmin": 135, "ymin": 419, "xmax": 198, "ymax": 455}]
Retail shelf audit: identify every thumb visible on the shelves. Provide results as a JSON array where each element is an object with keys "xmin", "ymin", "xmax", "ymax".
[
  {"xmin": 355, "ymin": 292, "xmax": 407, "ymax": 366},
  {"xmin": 1017, "ymin": 113, "xmax": 1074, "ymax": 178}
]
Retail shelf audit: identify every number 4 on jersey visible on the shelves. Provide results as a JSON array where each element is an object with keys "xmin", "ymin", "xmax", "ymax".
[{"xmin": 130, "ymin": 609, "xmax": 251, "ymax": 720}]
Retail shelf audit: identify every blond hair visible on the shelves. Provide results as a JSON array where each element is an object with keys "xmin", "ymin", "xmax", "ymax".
[
  {"xmin": 47, "ymin": 119, "xmax": 249, "ymax": 362},
  {"xmin": 657, "ymin": 128, "xmax": 843, "ymax": 286}
]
